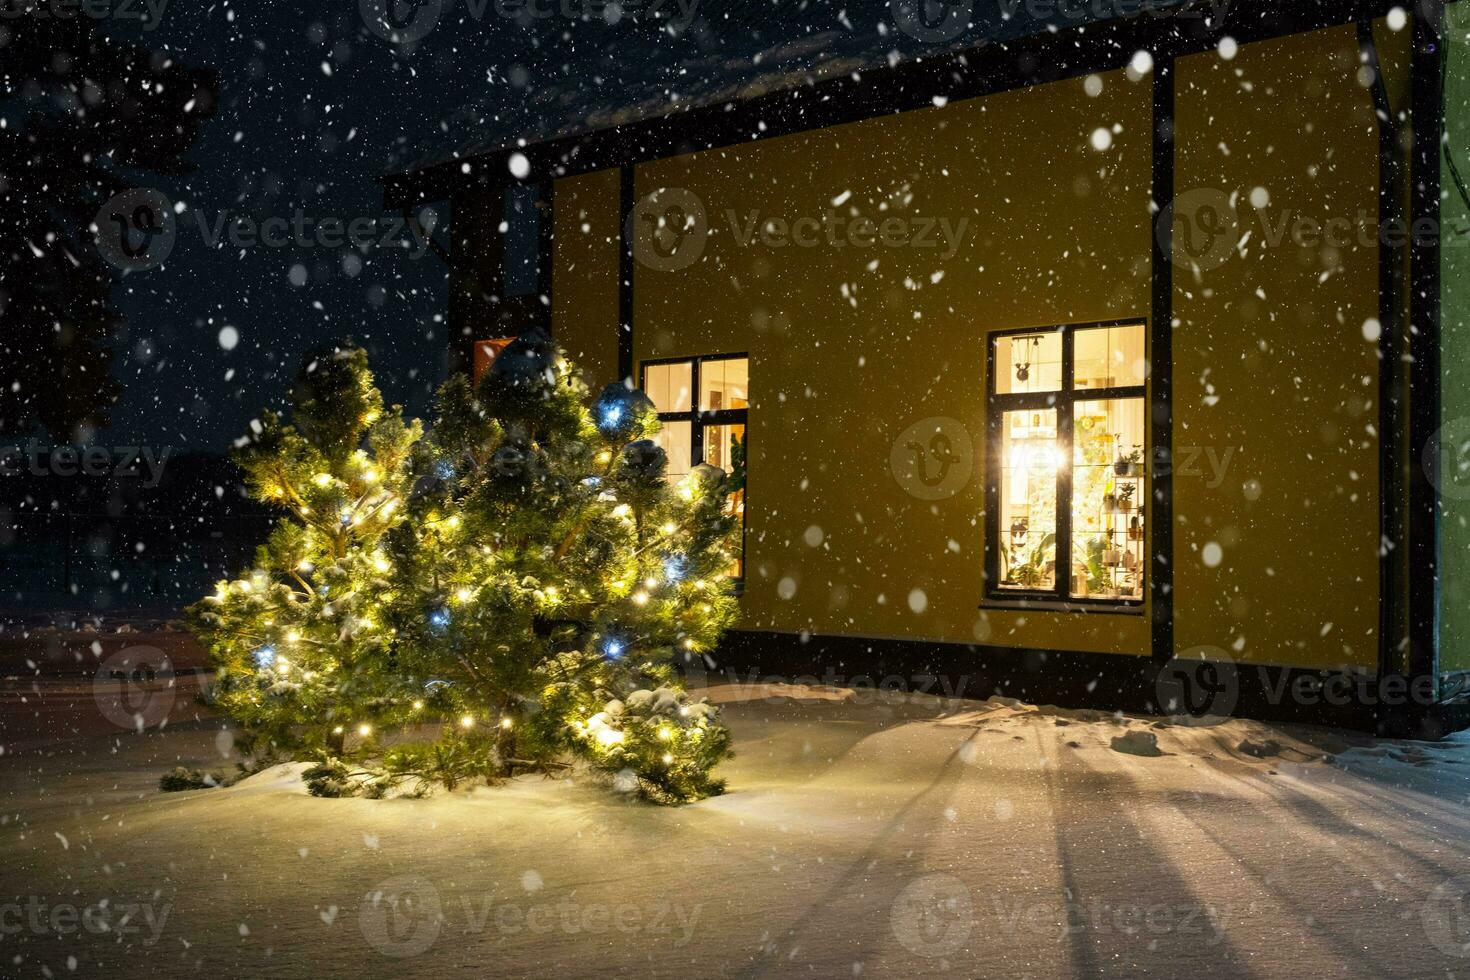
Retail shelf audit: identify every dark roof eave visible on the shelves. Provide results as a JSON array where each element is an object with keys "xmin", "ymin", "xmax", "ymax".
[{"xmin": 379, "ymin": 0, "xmax": 1403, "ymax": 209}]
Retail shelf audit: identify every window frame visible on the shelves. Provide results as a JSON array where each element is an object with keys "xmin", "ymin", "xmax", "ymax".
[
  {"xmin": 639, "ymin": 352, "xmax": 750, "ymax": 579},
  {"xmin": 984, "ymin": 320, "xmax": 1148, "ymax": 611}
]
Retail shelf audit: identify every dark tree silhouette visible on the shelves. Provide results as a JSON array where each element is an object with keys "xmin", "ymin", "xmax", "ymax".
[{"xmin": 0, "ymin": 10, "xmax": 216, "ymax": 440}]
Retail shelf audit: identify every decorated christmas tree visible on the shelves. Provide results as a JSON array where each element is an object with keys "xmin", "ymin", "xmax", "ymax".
[
  {"xmin": 186, "ymin": 347, "xmax": 422, "ymax": 763},
  {"xmin": 186, "ymin": 333, "xmax": 737, "ymax": 804}
]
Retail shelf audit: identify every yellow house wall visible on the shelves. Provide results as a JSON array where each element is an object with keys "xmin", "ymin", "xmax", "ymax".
[
  {"xmin": 553, "ymin": 169, "xmax": 622, "ymax": 388},
  {"xmin": 549, "ymin": 24, "xmax": 1391, "ymax": 672},
  {"xmin": 632, "ymin": 69, "xmax": 1154, "ymax": 656},
  {"xmin": 1172, "ymin": 26, "xmax": 1383, "ymax": 671}
]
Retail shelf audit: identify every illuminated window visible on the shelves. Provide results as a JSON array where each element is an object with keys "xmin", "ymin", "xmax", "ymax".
[
  {"xmin": 641, "ymin": 354, "xmax": 749, "ymax": 578},
  {"xmin": 986, "ymin": 323, "xmax": 1147, "ymax": 605}
]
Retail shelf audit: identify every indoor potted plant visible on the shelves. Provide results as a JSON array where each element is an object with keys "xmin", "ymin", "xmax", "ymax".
[{"xmin": 1114, "ymin": 446, "xmax": 1142, "ymax": 477}]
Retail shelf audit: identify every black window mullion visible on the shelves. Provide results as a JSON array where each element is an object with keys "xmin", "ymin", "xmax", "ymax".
[
  {"xmin": 1056, "ymin": 328, "xmax": 1076, "ymax": 602},
  {"xmin": 690, "ymin": 358, "xmax": 704, "ymax": 467}
]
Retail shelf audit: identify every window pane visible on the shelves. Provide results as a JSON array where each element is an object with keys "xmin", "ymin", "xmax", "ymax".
[
  {"xmin": 1074, "ymin": 322, "xmax": 1146, "ymax": 391},
  {"xmin": 644, "ymin": 362, "xmax": 692, "ymax": 414},
  {"xmin": 998, "ymin": 408, "xmax": 1059, "ymax": 592},
  {"xmin": 503, "ymin": 185, "xmax": 541, "ymax": 298},
  {"xmin": 994, "ymin": 331, "xmax": 1062, "ymax": 395},
  {"xmin": 650, "ymin": 420, "xmax": 692, "ymax": 482},
  {"xmin": 1070, "ymin": 397, "xmax": 1146, "ymax": 601},
  {"xmin": 700, "ymin": 357, "xmax": 749, "ymax": 411},
  {"xmin": 703, "ymin": 422, "xmax": 747, "ymax": 578}
]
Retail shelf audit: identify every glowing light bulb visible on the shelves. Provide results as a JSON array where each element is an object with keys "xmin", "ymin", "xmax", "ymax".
[
  {"xmin": 332, "ymin": 726, "xmax": 344, "ymax": 734},
  {"xmin": 286, "ymin": 630, "xmax": 300, "ymax": 643},
  {"xmin": 313, "ymin": 473, "xmax": 333, "ymax": 487},
  {"xmin": 632, "ymin": 592, "xmax": 649, "ymax": 606},
  {"xmin": 598, "ymin": 403, "xmax": 624, "ymax": 430},
  {"xmin": 363, "ymin": 467, "xmax": 380, "ymax": 483},
  {"xmin": 373, "ymin": 555, "xmax": 391, "ymax": 572},
  {"xmin": 500, "ymin": 717, "xmax": 513, "ymax": 730},
  {"xmin": 455, "ymin": 587, "xmax": 473, "ymax": 603},
  {"xmin": 460, "ymin": 714, "xmax": 474, "ymax": 728},
  {"xmin": 662, "ymin": 522, "xmax": 676, "ymax": 535},
  {"xmin": 644, "ymin": 577, "xmax": 657, "ymax": 590},
  {"xmin": 662, "ymin": 753, "xmax": 674, "ymax": 764},
  {"xmin": 358, "ymin": 724, "xmax": 372, "ymax": 737},
  {"xmin": 412, "ymin": 701, "xmax": 424, "ymax": 711},
  {"xmin": 446, "ymin": 515, "xmax": 461, "ymax": 529}
]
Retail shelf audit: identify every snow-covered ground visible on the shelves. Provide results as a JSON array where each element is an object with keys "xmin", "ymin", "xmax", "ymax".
[{"xmin": 4, "ymin": 676, "xmax": 1470, "ymax": 978}]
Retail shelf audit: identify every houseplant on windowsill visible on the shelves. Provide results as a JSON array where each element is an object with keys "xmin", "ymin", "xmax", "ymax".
[
  {"xmin": 1114, "ymin": 447, "xmax": 1142, "ymax": 477},
  {"xmin": 1005, "ymin": 532, "xmax": 1055, "ymax": 591},
  {"xmin": 1118, "ymin": 483, "xmax": 1136, "ymax": 513}
]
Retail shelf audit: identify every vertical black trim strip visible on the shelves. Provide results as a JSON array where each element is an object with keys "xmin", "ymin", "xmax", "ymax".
[
  {"xmin": 1360, "ymin": 20, "xmax": 1408, "ymax": 689},
  {"xmin": 1409, "ymin": 0, "xmax": 1446, "ymax": 691},
  {"xmin": 1057, "ymin": 330, "xmax": 1076, "ymax": 603},
  {"xmin": 1150, "ymin": 59, "xmax": 1176, "ymax": 660},
  {"xmin": 691, "ymin": 359, "xmax": 706, "ymax": 465},
  {"xmin": 539, "ymin": 179, "xmax": 555, "ymax": 335},
  {"xmin": 618, "ymin": 165, "xmax": 635, "ymax": 384},
  {"xmin": 985, "ymin": 339, "xmax": 1002, "ymax": 594}
]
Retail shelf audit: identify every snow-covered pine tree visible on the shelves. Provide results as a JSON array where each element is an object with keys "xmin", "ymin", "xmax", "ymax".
[
  {"xmin": 186, "ymin": 346, "xmax": 422, "ymax": 764},
  {"xmin": 186, "ymin": 333, "xmax": 736, "ymax": 804},
  {"xmin": 381, "ymin": 328, "xmax": 736, "ymax": 803}
]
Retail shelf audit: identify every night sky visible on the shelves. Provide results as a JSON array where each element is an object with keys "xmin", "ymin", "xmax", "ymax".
[{"xmin": 92, "ymin": 0, "xmax": 1111, "ymax": 453}]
